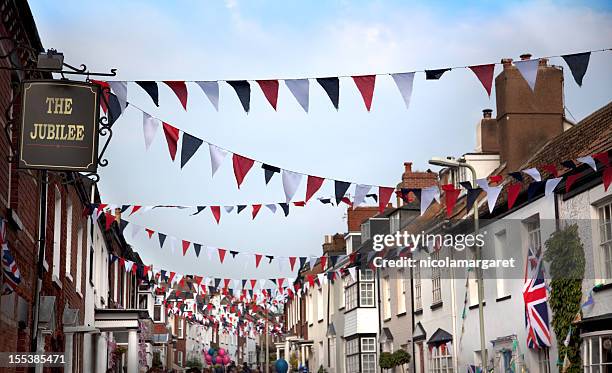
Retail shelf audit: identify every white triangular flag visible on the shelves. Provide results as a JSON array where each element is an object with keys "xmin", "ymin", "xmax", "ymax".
[
  {"xmin": 348, "ymin": 267, "xmax": 356, "ymax": 281},
  {"xmin": 196, "ymin": 81, "xmax": 219, "ymax": 111},
  {"xmin": 108, "ymin": 81, "xmax": 128, "ymax": 111},
  {"xmin": 522, "ymin": 167, "xmax": 541, "ymax": 182},
  {"xmin": 514, "ymin": 59, "xmax": 540, "ymax": 91},
  {"xmin": 353, "ymin": 184, "xmax": 372, "ymax": 207},
  {"xmin": 285, "ymin": 79, "xmax": 309, "ymax": 112},
  {"xmin": 282, "ymin": 170, "xmax": 302, "ymax": 202},
  {"xmin": 545, "ymin": 177, "xmax": 562, "ymax": 197},
  {"xmin": 209, "ymin": 144, "xmax": 228, "ymax": 177},
  {"xmin": 142, "ymin": 113, "xmax": 159, "ymax": 150},
  {"xmin": 265, "ymin": 204, "xmax": 277, "ymax": 214},
  {"xmin": 224, "ymin": 206, "xmax": 235, "ymax": 214},
  {"xmin": 420, "ymin": 186, "xmax": 439, "ymax": 215},
  {"xmin": 391, "ymin": 72, "xmax": 415, "ymax": 109},
  {"xmin": 130, "ymin": 223, "xmax": 142, "ymax": 239},
  {"xmin": 206, "ymin": 247, "xmax": 214, "ymax": 261},
  {"xmin": 317, "ymin": 273, "xmax": 325, "ymax": 286},
  {"xmin": 577, "ymin": 156, "xmax": 597, "ymax": 171},
  {"xmin": 124, "ymin": 260, "xmax": 133, "ymax": 273},
  {"xmin": 309, "ymin": 256, "xmax": 317, "ymax": 269},
  {"xmin": 476, "ymin": 179, "xmax": 503, "ymax": 213}
]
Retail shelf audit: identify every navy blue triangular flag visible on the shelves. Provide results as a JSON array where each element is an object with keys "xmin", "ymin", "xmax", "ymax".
[
  {"xmin": 316, "ymin": 77, "xmax": 339, "ymax": 109},
  {"xmin": 466, "ymin": 188, "xmax": 482, "ymax": 212},
  {"xmin": 136, "ymin": 81, "xmax": 159, "ymax": 106},
  {"xmin": 241, "ymin": 279, "xmax": 247, "ymax": 288},
  {"xmin": 335, "ymin": 180, "xmax": 351, "ymax": 203},
  {"xmin": 266, "ymin": 255, "xmax": 274, "ymax": 264},
  {"xmin": 180, "ymin": 132, "xmax": 204, "ymax": 168},
  {"xmin": 366, "ymin": 193, "xmax": 378, "ymax": 202},
  {"xmin": 562, "ymin": 52, "xmax": 590, "ymax": 87},
  {"xmin": 299, "ymin": 257, "xmax": 307, "ymax": 268},
  {"xmin": 214, "ymin": 278, "xmax": 221, "ymax": 288},
  {"xmin": 527, "ymin": 181, "xmax": 545, "ymax": 200},
  {"xmin": 262, "ymin": 164, "xmax": 280, "ymax": 184},
  {"xmin": 330, "ymin": 255, "xmax": 339, "ymax": 267},
  {"xmin": 158, "ymin": 233, "xmax": 167, "ymax": 248},
  {"xmin": 425, "ymin": 68, "xmax": 450, "ymax": 80},
  {"xmin": 119, "ymin": 219, "xmax": 129, "ymax": 233},
  {"xmin": 319, "ymin": 198, "xmax": 331, "ymax": 204},
  {"xmin": 193, "ymin": 243, "xmax": 202, "ymax": 257},
  {"xmin": 192, "ymin": 206, "xmax": 206, "ymax": 216},
  {"xmin": 227, "ymin": 80, "xmax": 250, "ymax": 112},
  {"xmin": 237, "ymin": 205, "xmax": 247, "ymax": 214},
  {"xmin": 107, "ymin": 94, "xmax": 124, "ymax": 126},
  {"xmin": 230, "ymin": 250, "xmax": 239, "ymax": 258},
  {"xmin": 279, "ymin": 203, "xmax": 290, "ymax": 216}
]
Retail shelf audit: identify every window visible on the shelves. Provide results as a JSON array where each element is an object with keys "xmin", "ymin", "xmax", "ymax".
[
  {"xmin": 346, "ymin": 338, "xmax": 359, "ymax": 373},
  {"xmin": 308, "ymin": 293, "xmax": 314, "ymax": 325},
  {"xmin": 346, "ymin": 282, "xmax": 358, "ymax": 310},
  {"xmin": 361, "ymin": 337, "xmax": 376, "ymax": 352},
  {"xmin": 383, "ymin": 276, "xmax": 391, "ymax": 320},
  {"xmin": 582, "ymin": 333, "xmax": 612, "ymax": 371},
  {"xmin": 178, "ymin": 318, "xmax": 184, "ymax": 338},
  {"xmin": 138, "ymin": 294, "xmax": 147, "ymax": 309},
  {"xmin": 362, "ymin": 222, "xmax": 371, "ymax": 241},
  {"xmin": 397, "ymin": 272, "xmax": 407, "ymax": 314},
  {"xmin": 598, "ymin": 201, "xmax": 612, "ymax": 278},
  {"xmin": 525, "ymin": 215, "xmax": 542, "ymax": 253},
  {"xmin": 177, "ymin": 351, "xmax": 183, "ymax": 366},
  {"xmin": 154, "ymin": 304, "xmax": 163, "ymax": 322},
  {"xmin": 329, "ymin": 338, "xmax": 336, "ymax": 370},
  {"xmin": 65, "ymin": 198, "xmax": 73, "ymax": 277},
  {"xmin": 76, "ymin": 223, "xmax": 83, "ymax": 293},
  {"xmin": 538, "ymin": 348, "xmax": 551, "ymax": 373},
  {"xmin": 494, "ymin": 230, "xmax": 508, "ymax": 298},
  {"xmin": 414, "ymin": 263, "xmax": 422, "ymax": 311},
  {"xmin": 429, "ymin": 344, "xmax": 453, "ymax": 372},
  {"xmin": 432, "ymin": 252, "xmax": 442, "ymax": 304},
  {"xmin": 52, "ymin": 188, "xmax": 62, "ymax": 280},
  {"xmin": 339, "ymin": 277, "xmax": 346, "ymax": 309},
  {"xmin": 468, "ymin": 270, "xmax": 479, "ymax": 307},
  {"xmin": 317, "ymin": 287, "xmax": 324, "ymax": 321},
  {"xmin": 390, "ymin": 213, "xmax": 400, "ymax": 233},
  {"xmin": 361, "ymin": 337, "xmax": 377, "ymax": 373},
  {"xmin": 360, "ymin": 269, "xmax": 375, "ymax": 307}
]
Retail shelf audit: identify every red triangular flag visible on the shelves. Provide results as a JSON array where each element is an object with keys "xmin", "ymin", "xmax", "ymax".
[
  {"xmin": 305, "ymin": 175, "xmax": 325, "ymax": 203},
  {"xmin": 293, "ymin": 201, "xmax": 306, "ymax": 207},
  {"xmin": 378, "ymin": 186, "xmax": 394, "ymax": 213},
  {"xmin": 252, "ymin": 204, "xmax": 262, "ymax": 219},
  {"xmin": 542, "ymin": 164, "xmax": 558, "ymax": 177},
  {"xmin": 256, "ymin": 80, "xmax": 279, "ymax": 110},
  {"xmin": 507, "ymin": 183, "xmax": 521, "ymax": 210},
  {"xmin": 119, "ymin": 257, "xmax": 125, "ymax": 268},
  {"xmin": 232, "ymin": 154, "xmax": 255, "ymax": 189},
  {"xmin": 145, "ymin": 228, "xmax": 154, "ymax": 238},
  {"xmin": 91, "ymin": 80, "xmax": 110, "ymax": 113},
  {"xmin": 162, "ymin": 122, "xmax": 180, "ymax": 161},
  {"xmin": 254, "ymin": 254, "xmax": 262, "ymax": 268},
  {"xmin": 105, "ymin": 212, "xmax": 115, "ymax": 230},
  {"xmin": 441, "ymin": 184, "xmax": 460, "ymax": 217},
  {"xmin": 469, "ymin": 64, "xmax": 495, "ymax": 97},
  {"xmin": 288, "ymin": 257, "xmax": 297, "ymax": 271},
  {"xmin": 593, "ymin": 152, "xmax": 610, "ymax": 168},
  {"xmin": 307, "ymin": 275, "xmax": 315, "ymax": 288},
  {"xmin": 320, "ymin": 256, "xmax": 328, "ymax": 269},
  {"xmin": 352, "ymin": 75, "xmax": 376, "ymax": 111},
  {"xmin": 250, "ymin": 279, "xmax": 257, "ymax": 289},
  {"xmin": 218, "ymin": 248, "xmax": 227, "ymax": 263},
  {"xmin": 194, "ymin": 275, "xmax": 203, "ymax": 286},
  {"xmin": 341, "ymin": 197, "xmax": 353, "ymax": 207},
  {"xmin": 163, "ymin": 81, "xmax": 188, "ymax": 110},
  {"xmin": 277, "ymin": 278, "xmax": 285, "ymax": 288},
  {"xmin": 168, "ymin": 271, "xmax": 176, "ymax": 284},
  {"xmin": 603, "ymin": 167, "xmax": 612, "ymax": 191},
  {"xmin": 210, "ymin": 206, "xmax": 221, "ymax": 224},
  {"xmin": 129, "ymin": 205, "xmax": 142, "ymax": 216},
  {"xmin": 489, "ymin": 175, "xmax": 503, "ymax": 184},
  {"xmin": 182, "ymin": 240, "xmax": 190, "ymax": 256}
]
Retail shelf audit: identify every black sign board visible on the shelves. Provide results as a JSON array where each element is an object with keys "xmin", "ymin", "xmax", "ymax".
[{"xmin": 19, "ymin": 80, "xmax": 100, "ymax": 172}]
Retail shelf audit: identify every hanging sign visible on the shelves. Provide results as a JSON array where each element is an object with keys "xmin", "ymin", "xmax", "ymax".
[{"xmin": 19, "ymin": 80, "xmax": 100, "ymax": 172}]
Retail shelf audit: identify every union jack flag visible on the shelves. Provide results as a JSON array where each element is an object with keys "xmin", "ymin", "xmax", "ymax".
[{"xmin": 523, "ymin": 246, "xmax": 551, "ymax": 349}]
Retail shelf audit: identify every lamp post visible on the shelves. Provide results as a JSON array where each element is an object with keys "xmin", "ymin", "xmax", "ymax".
[{"xmin": 428, "ymin": 157, "xmax": 486, "ymax": 373}]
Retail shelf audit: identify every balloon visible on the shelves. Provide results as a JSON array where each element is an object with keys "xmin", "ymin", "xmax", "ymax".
[
  {"xmin": 205, "ymin": 354, "xmax": 212, "ymax": 363},
  {"xmin": 223, "ymin": 355, "xmax": 230, "ymax": 365},
  {"xmin": 208, "ymin": 348, "xmax": 215, "ymax": 356},
  {"xmin": 275, "ymin": 359, "xmax": 289, "ymax": 373},
  {"xmin": 213, "ymin": 356, "xmax": 220, "ymax": 364},
  {"xmin": 218, "ymin": 348, "xmax": 225, "ymax": 356}
]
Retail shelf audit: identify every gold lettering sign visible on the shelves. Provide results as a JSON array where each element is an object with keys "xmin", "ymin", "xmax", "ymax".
[{"xmin": 19, "ymin": 80, "xmax": 100, "ymax": 172}]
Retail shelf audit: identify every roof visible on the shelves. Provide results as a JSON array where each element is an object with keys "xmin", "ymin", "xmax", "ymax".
[{"xmin": 427, "ymin": 328, "xmax": 453, "ymax": 345}]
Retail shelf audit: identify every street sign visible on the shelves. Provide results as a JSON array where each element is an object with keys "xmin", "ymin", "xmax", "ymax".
[{"xmin": 19, "ymin": 80, "xmax": 100, "ymax": 172}]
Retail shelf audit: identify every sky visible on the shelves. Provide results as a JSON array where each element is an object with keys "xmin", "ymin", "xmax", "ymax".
[{"xmin": 29, "ymin": 0, "xmax": 612, "ymax": 282}]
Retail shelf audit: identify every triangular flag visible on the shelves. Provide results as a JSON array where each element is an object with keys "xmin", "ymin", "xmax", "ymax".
[
  {"xmin": 236, "ymin": 205, "xmax": 247, "ymax": 214},
  {"xmin": 465, "ymin": 187, "xmax": 482, "ymax": 212},
  {"xmin": 378, "ymin": 186, "xmax": 394, "ymax": 214},
  {"xmin": 420, "ymin": 186, "xmax": 439, "ymax": 215},
  {"xmin": 334, "ymin": 180, "xmax": 351, "ymax": 204},
  {"xmin": 279, "ymin": 203, "xmax": 289, "ymax": 217},
  {"xmin": 232, "ymin": 154, "xmax": 255, "ymax": 189},
  {"xmin": 218, "ymin": 248, "xmax": 227, "ymax": 264},
  {"xmin": 180, "ymin": 132, "xmax": 203, "ymax": 168},
  {"xmin": 352, "ymin": 75, "xmax": 376, "ymax": 111},
  {"xmin": 305, "ymin": 176, "xmax": 325, "ymax": 203},
  {"xmin": 476, "ymin": 179, "xmax": 502, "ymax": 213},
  {"xmin": 514, "ymin": 59, "xmax": 539, "ymax": 91},
  {"xmin": 142, "ymin": 113, "xmax": 159, "ymax": 150},
  {"xmin": 265, "ymin": 204, "xmax": 277, "ymax": 214},
  {"xmin": 210, "ymin": 206, "xmax": 221, "ymax": 224},
  {"xmin": 193, "ymin": 243, "xmax": 202, "ymax": 257},
  {"xmin": 603, "ymin": 167, "xmax": 612, "ymax": 192},
  {"xmin": 425, "ymin": 68, "xmax": 450, "ymax": 80},
  {"xmin": 91, "ymin": 79, "xmax": 110, "ymax": 113},
  {"xmin": 135, "ymin": 81, "xmax": 159, "ymax": 106},
  {"xmin": 182, "ymin": 240, "xmax": 190, "ymax": 256},
  {"xmin": 227, "ymin": 80, "xmax": 250, "ymax": 113},
  {"xmin": 282, "ymin": 170, "xmax": 302, "ymax": 202},
  {"xmin": 158, "ymin": 233, "xmax": 167, "ymax": 248},
  {"xmin": 545, "ymin": 177, "xmax": 562, "ymax": 197},
  {"xmin": 288, "ymin": 257, "xmax": 297, "ymax": 271},
  {"xmin": 196, "ymin": 81, "xmax": 219, "ymax": 111},
  {"xmin": 224, "ymin": 206, "xmax": 234, "ymax": 214},
  {"xmin": 262, "ymin": 164, "xmax": 280, "ymax": 185},
  {"xmin": 145, "ymin": 228, "xmax": 155, "ymax": 239},
  {"xmin": 316, "ymin": 77, "xmax": 339, "ymax": 109},
  {"xmin": 469, "ymin": 64, "xmax": 495, "ymax": 97},
  {"xmin": 522, "ymin": 167, "xmax": 542, "ymax": 182},
  {"xmin": 254, "ymin": 254, "xmax": 263, "ymax": 268},
  {"xmin": 354, "ymin": 184, "xmax": 372, "ymax": 207},
  {"xmin": 441, "ymin": 184, "xmax": 460, "ymax": 217},
  {"xmin": 562, "ymin": 52, "xmax": 590, "ymax": 87},
  {"xmin": 507, "ymin": 183, "xmax": 521, "ymax": 210},
  {"xmin": 256, "ymin": 80, "xmax": 279, "ymax": 110},
  {"xmin": 576, "ymin": 156, "xmax": 596, "ymax": 171},
  {"xmin": 107, "ymin": 94, "xmax": 124, "ymax": 126},
  {"xmin": 108, "ymin": 81, "xmax": 128, "ymax": 112},
  {"xmin": 391, "ymin": 72, "xmax": 415, "ymax": 109},
  {"xmin": 163, "ymin": 81, "xmax": 188, "ymax": 110},
  {"xmin": 252, "ymin": 204, "xmax": 262, "ymax": 219},
  {"xmin": 209, "ymin": 144, "xmax": 228, "ymax": 177},
  {"xmin": 285, "ymin": 79, "xmax": 309, "ymax": 112},
  {"xmin": 162, "ymin": 122, "xmax": 180, "ymax": 161}
]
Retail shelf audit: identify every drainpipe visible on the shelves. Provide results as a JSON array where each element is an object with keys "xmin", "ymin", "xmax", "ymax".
[
  {"xmin": 31, "ymin": 170, "xmax": 47, "ymax": 355},
  {"xmin": 376, "ymin": 267, "xmax": 382, "ymax": 372}
]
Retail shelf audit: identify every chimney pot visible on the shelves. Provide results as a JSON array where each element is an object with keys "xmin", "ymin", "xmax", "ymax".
[
  {"xmin": 404, "ymin": 162, "xmax": 412, "ymax": 173},
  {"xmin": 501, "ymin": 58, "xmax": 513, "ymax": 67},
  {"xmin": 482, "ymin": 109, "xmax": 493, "ymax": 118},
  {"xmin": 520, "ymin": 53, "xmax": 532, "ymax": 61},
  {"xmin": 539, "ymin": 58, "xmax": 548, "ymax": 66}
]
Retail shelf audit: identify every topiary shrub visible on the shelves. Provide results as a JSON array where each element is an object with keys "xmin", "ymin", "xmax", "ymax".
[
  {"xmin": 392, "ymin": 349, "xmax": 411, "ymax": 372},
  {"xmin": 379, "ymin": 352, "xmax": 394, "ymax": 370}
]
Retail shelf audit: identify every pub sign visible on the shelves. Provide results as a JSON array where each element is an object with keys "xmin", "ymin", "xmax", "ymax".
[{"xmin": 19, "ymin": 80, "xmax": 100, "ymax": 172}]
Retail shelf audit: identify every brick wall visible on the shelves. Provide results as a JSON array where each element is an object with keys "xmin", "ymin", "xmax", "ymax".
[{"xmin": 346, "ymin": 206, "xmax": 379, "ymax": 232}]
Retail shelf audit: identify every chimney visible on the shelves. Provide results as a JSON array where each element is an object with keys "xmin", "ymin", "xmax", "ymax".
[
  {"xmin": 322, "ymin": 233, "xmax": 346, "ymax": 255},
  {"xmin": 476, "ymin": 109, "xmax": 499, "ymax": 153},
  {"xmin": 494, "ymin": 53, "xmax": 564, "ymax": 170},
  {"xmin": 347, "ymin": 207, "xmax": 379, "ymax": 233}
]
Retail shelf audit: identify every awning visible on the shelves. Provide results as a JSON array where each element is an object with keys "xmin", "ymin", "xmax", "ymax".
[
  {"xmin": 380, "ymin": 327, "xmax": 394, "ymax": 343},
  {"xmin": 413, "ymin": 322, "xmax": 426, "ymax": 342},
  {"xmin": 427, "ymin": 328, "xmax": 453, "ymax": 345}
]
